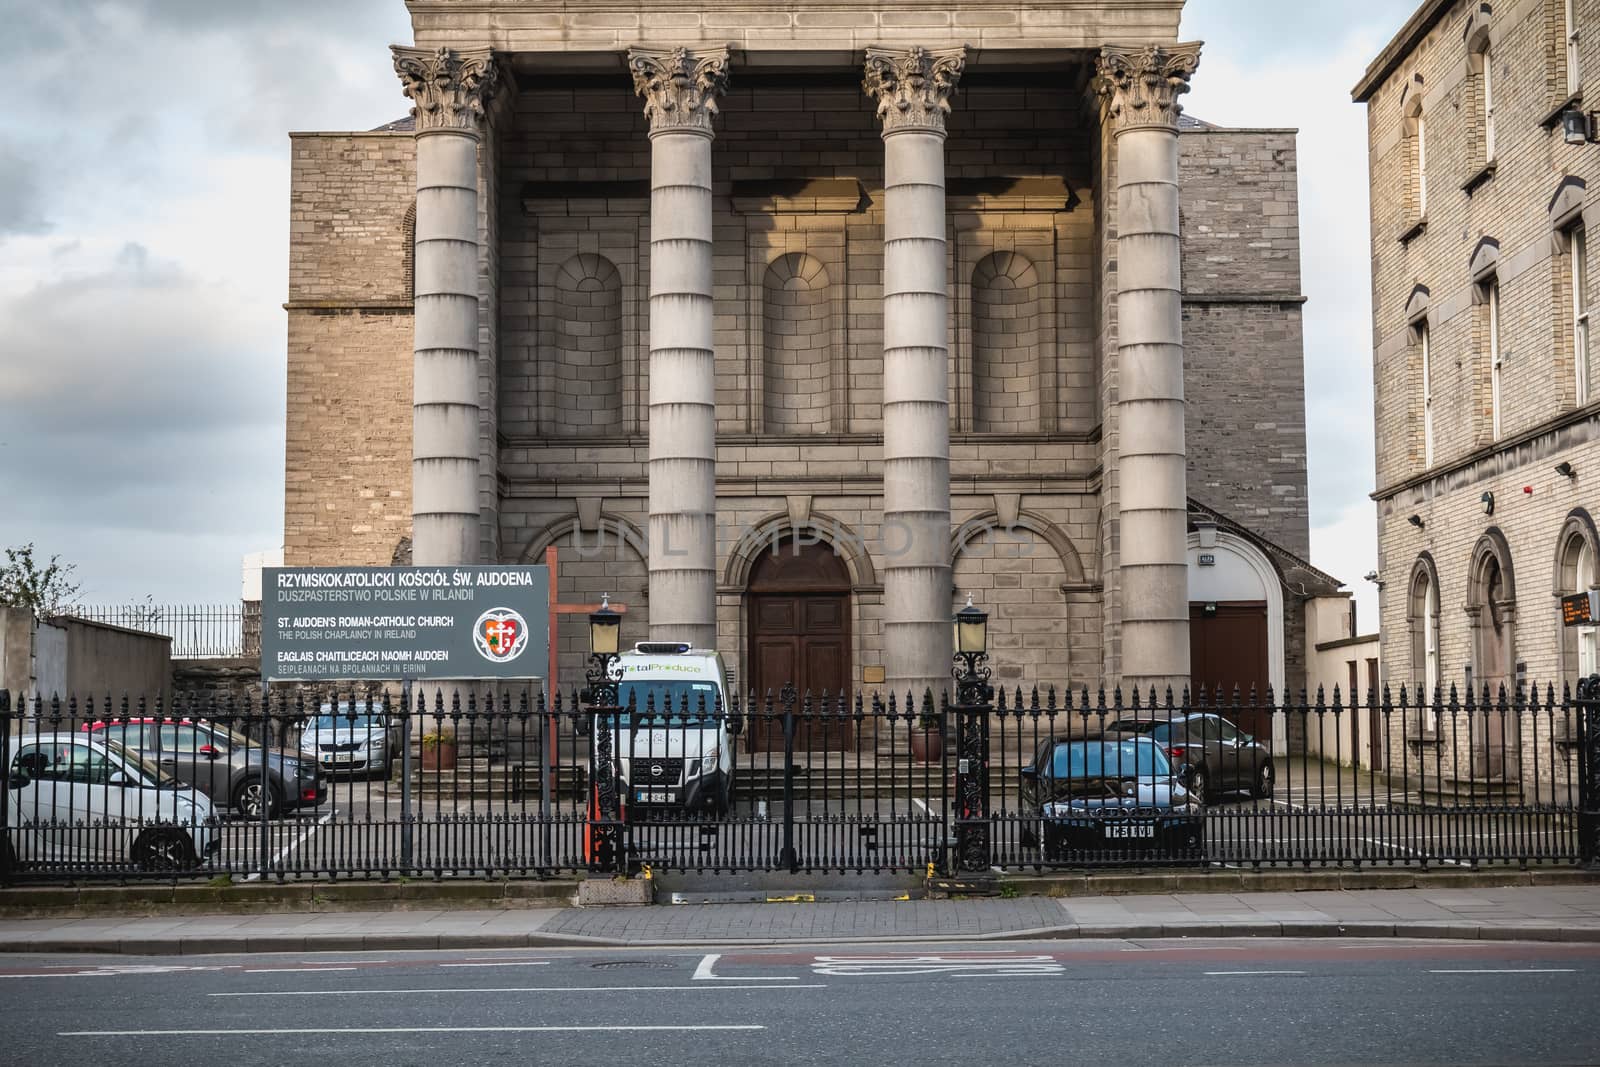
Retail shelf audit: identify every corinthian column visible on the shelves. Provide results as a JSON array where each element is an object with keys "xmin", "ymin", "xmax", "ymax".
[
  {"xmin": 863, "ymin": 45, "xmax": 964, "ymax": 702},
  {"xmin": 392, "ymin": 45, "xmax": 498, "ymax": 566},
  {"xmin": 630, "ymin": 47, "xmax": 730, "ymax": 649},
  {"xmin": 1096, "ymin": 42, "xmax": 1202, "ymax": 694}
]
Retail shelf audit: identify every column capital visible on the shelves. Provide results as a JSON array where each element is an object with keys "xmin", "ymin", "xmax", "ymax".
[
  {"xmin": 392, "ymin": 46, "xmax": 499, "ymax": 134},
  {"xmin": 1095, "ymin": 42, "xmax": 1202, "ymax": 134},
  {"xmin": 863, "ymin": 46, "xmax": 966, "ymax": 135},
  {"xmin": 628, "ymin": 46, "xmax": 731, "ymax": 135}
]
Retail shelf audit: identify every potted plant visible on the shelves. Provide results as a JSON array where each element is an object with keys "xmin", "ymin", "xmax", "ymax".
[
  {"xmin": 421, "ymin": 728, "xmax": 457, "ymax": 770},
  {"xmin": 909, "ymin": 705, "xmax": 943, "ymax": 763}
]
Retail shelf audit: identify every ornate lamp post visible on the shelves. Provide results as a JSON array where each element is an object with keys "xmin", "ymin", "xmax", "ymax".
[
  {"xmin": 953, "ymin": 593, "xmax": 993, "ymax": 707},
  {"xmin": 952, "ymin": 593, "xmax": 994, "ymax": 873},
  {"xmin": 584, "ymin": 594, "xmax": 624, "ymax": 872}
]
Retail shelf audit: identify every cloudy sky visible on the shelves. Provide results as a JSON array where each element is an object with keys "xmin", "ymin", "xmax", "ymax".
[{"xmin": 0, "ymin": 0, "xmax": 1412, "ymax": 625}]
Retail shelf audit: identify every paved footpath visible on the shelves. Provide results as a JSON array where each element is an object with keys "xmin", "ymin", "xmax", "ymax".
[{"xmin": 2, "ymin": 885, "xmax": 1599, "ymax": 953}]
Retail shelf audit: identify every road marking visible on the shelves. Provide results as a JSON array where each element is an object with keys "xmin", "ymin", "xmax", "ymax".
[
  {"xmin": 242, "ymin": 811, "xmax": 334, "ymax": 881},
  {"xmin": 911, "ymin": 797, "xmax": 931, "ymax": 816},
  {"xmin": 1428, "ymin": 969, "xmax": 1576, "ymax": 975},
  {"xmin": 439, "ymin": 961, "xmax": 551, "ymax": 969},
  {"xmin": 243, "ymin": 967, "xmax": 359, "ymax": 974},
  {"xmin": 1203, "ymin": 970, "xmax": 1307, "ymax": 976},
  {"xmin": 209, "ymin": 985, "xmax": 825, "ymax": 997},
  {"xmin": 812, "ymin": 955, "xmax": 1064, "ymax": 977},
  {"xmin": 693, "ymin": 953, "xmax": 799, "ymax": 982},
  {"xmin": 1360, "ymin": 836, "xmax": 1462, "ymax": 866},
  {"xmin": 2, "ymin": 964, "xmax": 241, "ymax": 979},
  {"xmin": 61, "ymin": 1025, "xmax": 767, "ymax": 1037}
]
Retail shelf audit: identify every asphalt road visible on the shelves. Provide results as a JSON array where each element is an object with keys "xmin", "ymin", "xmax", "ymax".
[{"xmin": 2, "ymin": 938, "xmax": 1597, "ymax": 1066}]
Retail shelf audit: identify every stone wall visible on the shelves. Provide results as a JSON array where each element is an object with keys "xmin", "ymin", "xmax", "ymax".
[
  {"xmin": 284, "ymin": 131, "xmax": 417, "ymax": 568},
  {"xmin": 1178, "ymin": 128, "xmax": 1310, "ymax": 560}
]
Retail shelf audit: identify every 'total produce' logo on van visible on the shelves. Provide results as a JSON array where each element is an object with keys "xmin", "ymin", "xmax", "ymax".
[{"xmin": 473, "ymin": 608, "xmax": 530, "ymax": 663}]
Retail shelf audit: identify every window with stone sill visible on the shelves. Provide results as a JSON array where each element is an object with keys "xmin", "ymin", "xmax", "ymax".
[
  {"xmin": 1419, "ymin": 320, "xmax": 1435, "ymax": 467},
  {"xmin": 1575, "ymin": 224, "xmax": 1592, "ymax": 406},
  {"xmin": 1486, "ymin": 278, "xmax": 1504, "ymax": 440},
  {"xmin": 1567, "ymin": 0, "xmax": 1583, "ymax": 97},
  {"xmin": 1408, "ymin": 558, "xmax": 1443, "ymax": 736}
]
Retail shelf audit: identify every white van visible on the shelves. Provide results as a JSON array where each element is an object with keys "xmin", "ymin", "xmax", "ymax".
[{"xmin": 608, "ymin": 642, "xmax": 735, "ymax": 814}]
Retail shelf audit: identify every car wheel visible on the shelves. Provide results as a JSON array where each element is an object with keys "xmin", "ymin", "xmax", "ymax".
[
  {"xmin": 1187, "ymin": 766, "xmax": 1210, "ymax": 806},
  {"xmin": 232, "ymin": 779, "xmax": 280, "ymax": 819},
  {"xmin": 132, "ymin": 829, "xmax": 194, "ymax": 871},
  {"xmin": 1251, "ymin": 760, "xmax": 1275, "ymax": 800}
]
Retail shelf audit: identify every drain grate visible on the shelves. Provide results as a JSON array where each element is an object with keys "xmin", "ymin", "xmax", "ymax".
[{"xmin": 589, "ymin": 960, "xmax": 678, "ymax": 970}]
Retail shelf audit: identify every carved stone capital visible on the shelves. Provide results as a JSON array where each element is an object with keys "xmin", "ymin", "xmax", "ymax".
[
  {"xmin": 1095, "ymin": 42, "xmax": 1202, "ymax": 134},
  {"xmin": 628, "ymin": 46, "xmax": 731, "ymax": 135},
  {"xmin": 862, "ymin": 45, "xmax": 966, "ymax": 135},
  {"xmin": 392, "ymin": 46, "xmax": 499, "ymax": 134}
]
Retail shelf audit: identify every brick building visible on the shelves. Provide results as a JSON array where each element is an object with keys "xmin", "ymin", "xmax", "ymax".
[
  {"xmin": 1356, "ymin": 1, "xmax": 1599, "ymax": 772},
  {"xmin": 284, "ymin": 1, "xmax": 1339, "ymax": 744}
]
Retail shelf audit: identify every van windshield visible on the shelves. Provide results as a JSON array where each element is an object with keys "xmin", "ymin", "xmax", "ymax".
[{"xmin": 615, "ymin": 680, "xmax": 721, "ymax": 725}]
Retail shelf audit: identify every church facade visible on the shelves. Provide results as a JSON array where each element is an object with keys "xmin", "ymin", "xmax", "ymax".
[{"xmin": 284, "ymin": 1, "xmax": 1338, "ymax": 733}]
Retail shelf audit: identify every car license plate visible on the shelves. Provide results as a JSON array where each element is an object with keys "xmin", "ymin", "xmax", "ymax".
[
  {"xmin": 635, "ymin": 789, "xmax": 672, "ymax": 804},
  {"xmin": 1103, "ymin": 822, "xmax": 1156, "ymax": 840},
  {"xmin": 322, "ymin": 754, "xmax": 357, "ymax": 765}
]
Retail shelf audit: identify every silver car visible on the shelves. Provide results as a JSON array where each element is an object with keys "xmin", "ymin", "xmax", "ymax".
[
  {"xmin": 4, "ymin": 732, "xmax": 220, "ymax": 871},
  {"xmin": 298, "ymin": 703, "xmax": 399, "ymax": 778}
]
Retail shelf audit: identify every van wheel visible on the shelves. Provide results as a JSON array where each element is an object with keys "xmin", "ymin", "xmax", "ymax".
[{"xmin": 133, "ymin": 829, "xmax": 194, "ymax": 871}]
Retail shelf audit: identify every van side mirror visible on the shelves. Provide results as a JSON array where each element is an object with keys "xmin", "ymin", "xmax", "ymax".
[
  {"xmin": 198, "ymin": 745, "xmax": 223, "ymax": 761},
  {"xmin": 107, "ymin": 770, "xmax": 130, "ymax": 786},
  {"xmin": 1020, "ymin": 766, "xmax": 1039, "ymax": 781}
]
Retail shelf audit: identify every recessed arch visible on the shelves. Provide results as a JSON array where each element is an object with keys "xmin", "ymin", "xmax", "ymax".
[
  {"xmin": 1554, "ymin": 508, "xmax": 1600, "ymax": 685},
  {"xmin": 950, "ymin": 510, "xmax": 1085, "ymax": 585},
  {"xmin": 762, "ymin": 251, "xmax": 832, "ymax": 434},
  {"xmin": 553, "ymin": 253, "xmax": 623, "ymax": 436},
  {"xmin": 721, "ymin": 512, "xmax": 878, "ymax": 592},
  {"xmin": 970, "ymin": 250, "xmax": 1043, "ymax": 433},
  {"xmin": 517, "ymin": 512, "xmax": 648, "ymax": 565}
]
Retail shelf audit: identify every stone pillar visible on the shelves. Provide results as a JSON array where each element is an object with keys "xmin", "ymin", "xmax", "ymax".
[
  {"xmin": 863, "ymin": 46, "xmax": 965, "ymax": 702},
  {"xmin": 392, "ymin": 46, "xmax": 498, "ymax": 566},
  {"xmin": 630, "ymin": 47, "xmax": 730, "ymax": 650},
  {"xmin": 1096, "ymin": 43, "xmax": 1202, "ymax": 694}
]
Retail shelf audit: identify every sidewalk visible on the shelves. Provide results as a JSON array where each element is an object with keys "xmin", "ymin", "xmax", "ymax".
[{"xmin": 1, "ymin": 885, "xmax": 1598, "ymax": 953}]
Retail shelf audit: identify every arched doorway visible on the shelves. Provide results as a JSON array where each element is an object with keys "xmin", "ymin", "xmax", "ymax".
[
  {"xmin": 746, "ymin": 539, "xmax": 853, "ymax": 750},
  {"xmin": 1467, "ymin": 529, "xmax": 1517, "ymax": 780}
]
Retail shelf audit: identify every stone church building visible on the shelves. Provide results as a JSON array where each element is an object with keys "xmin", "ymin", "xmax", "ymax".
[{"xmin": 283, "ymin": 0, "xmax": 1340, "ymax": 740}]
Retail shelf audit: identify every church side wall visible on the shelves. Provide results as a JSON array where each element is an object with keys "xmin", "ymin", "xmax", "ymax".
[
  {"xmin": 284, "ymin": 132, "xmax": 416, "ymax": 567},
  {"xmin": 1178, "ymin": 129, "xmax": 1311, "ymax": 562}
]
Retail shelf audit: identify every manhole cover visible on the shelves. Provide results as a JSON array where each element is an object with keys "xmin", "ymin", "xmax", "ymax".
[{"xmin": 589, "ymin": 960, "xmax": 677, "ymax": 970}]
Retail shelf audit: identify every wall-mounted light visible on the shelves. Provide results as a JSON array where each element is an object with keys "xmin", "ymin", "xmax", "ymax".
[
  {"xmin": 1556, "ymin": 461, "xmax": 1576, "ymax": 479},
  {"xmin": 1562, "ymin": 107, "xmax": 1597, "ymax": 145},
  {"xmin": 1363, "ymin": 571, "xmax": 1379, "ymax": 583},
  {"xmin": 1480, "ymin": 491, "xmax": 1495, "ymax": 515},
  {"xmin": 1408, "ymin": 514, "xmax": 1425, "ymax": 529}
]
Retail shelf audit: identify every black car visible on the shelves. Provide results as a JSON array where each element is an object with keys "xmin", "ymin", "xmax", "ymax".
[
  {"xmin": 1020, "ymin": 735, "xmax": 1205, "ymax": 860},
  {"xmin": 1105, "ymin": 713, "xmax": 1274, "ymax": 804},
  {"xmin": 88, "ymin": 718, "xmax": 326, "ymax": 818}
]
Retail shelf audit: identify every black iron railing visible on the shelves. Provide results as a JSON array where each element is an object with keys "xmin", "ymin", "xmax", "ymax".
[
  {"xmin": 62, "ymin": 604, "xmax": 257, "ymax": 659},
  {"xmin": 1, "ymin": 680, "xmax": 1595, "ymax": 884}
]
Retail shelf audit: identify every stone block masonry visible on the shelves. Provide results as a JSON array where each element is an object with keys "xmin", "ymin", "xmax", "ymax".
[{"xmin": 284, "ymin": 132, "xmax": 418, "ymax": 569}]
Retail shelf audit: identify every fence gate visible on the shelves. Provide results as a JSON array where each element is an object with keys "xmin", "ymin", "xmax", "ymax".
[{"xmin": 616, "ymin": 689, "xmax": 950, "ymax": 875}]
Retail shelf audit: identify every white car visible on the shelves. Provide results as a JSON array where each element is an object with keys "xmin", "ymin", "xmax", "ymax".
[
  {"xmin": 4, "ymin": 732, "xmax": 219, "ymax": 872},
  {"xmin": 298, "ymin": 703, "xmax": 399, "ymax": 777},
  {"xmin": 606, "ymin": 643, "xmax": 736, "ymax": 814}
]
